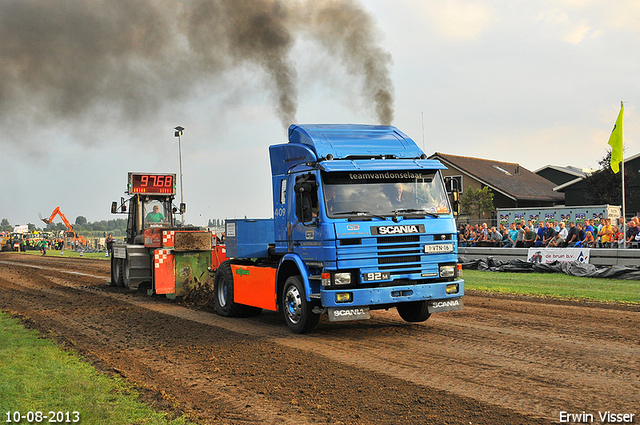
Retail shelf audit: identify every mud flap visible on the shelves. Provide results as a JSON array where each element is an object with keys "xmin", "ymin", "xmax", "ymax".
[
  {"xmin": 427, "ymin": 298, "xmax": 464, "ymax": 314},
  {"xmin": 328, "ymin": 307, "xmax": 370, "ymax": 322},
  {"xmin": 154, "ymin": 249, "xmax": 175, "ymax": 295}
]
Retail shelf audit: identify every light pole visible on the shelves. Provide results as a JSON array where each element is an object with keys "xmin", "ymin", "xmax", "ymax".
[{"xmin": 174, "ymin": 126, "xmax": 185, "ymax": 225}]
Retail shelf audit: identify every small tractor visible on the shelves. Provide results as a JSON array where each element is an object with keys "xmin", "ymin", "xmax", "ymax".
[{"xmin": 110, "ymin": 172, "xmax": 227, "ymax": 298}]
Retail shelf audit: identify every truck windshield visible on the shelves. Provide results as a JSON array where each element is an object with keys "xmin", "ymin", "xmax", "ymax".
[{"xmin": 322, "ymin": 170, "xmax": 451, "ymax": 218}]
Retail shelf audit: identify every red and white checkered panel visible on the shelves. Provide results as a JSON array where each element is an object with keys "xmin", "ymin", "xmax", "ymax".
[
  {"xmin": 154, "ymin": 248, "xmax": 175, "ymax": 295},
  {"xmin": 154, "ymin": 249, "xmax": 171, "ymax": 268},
  {"xmin": 162, "ymin": 230, "xmax": 175, "ymax": 247}
]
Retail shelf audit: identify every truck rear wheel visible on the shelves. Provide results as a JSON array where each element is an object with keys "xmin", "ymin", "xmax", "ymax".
[
  {"xmin": 282, "ymin": 275, "xmax": 319, "ymax": 334},
  {"xmin": 397, "ymin": 301, "xmax": 431, "ymax": 323},
  {"xmin": 214, "ymin": 261, "xmax": 262, "ymax": 317}
]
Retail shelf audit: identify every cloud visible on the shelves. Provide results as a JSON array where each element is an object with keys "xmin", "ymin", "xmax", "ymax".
[
  {"xmin": 537, "ymin": 8, "xmax": 594, "ymax": 44},
  {"xmin": 413, "ymin": 1, "xmax": 492, "ymax": 41},
  {"xmin": 538, "ymin": 1, "xmax": 640, "ymax": 43}
]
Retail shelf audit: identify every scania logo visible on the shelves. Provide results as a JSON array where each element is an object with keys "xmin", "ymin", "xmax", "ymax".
[
  {"xmin": 372, "ymin": 224, "xmax": 425, "ymax": 235},
  {"xmin": 431, "ymin": 300, "xmax": 460, "ymax": 308},
  {"xmin": 334, "ymin": 308, "xmax": 366, "ymax": 316}
]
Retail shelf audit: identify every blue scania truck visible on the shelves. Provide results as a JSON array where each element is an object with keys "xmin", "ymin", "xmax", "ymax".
[{"xmin": 214, "ymin": 124, "xmax": 464, "ymax": 333}]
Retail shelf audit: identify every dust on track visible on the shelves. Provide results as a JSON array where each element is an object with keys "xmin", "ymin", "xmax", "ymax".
[{"xmin": 1, "ymin": 252, "xmax": 638, "ymax": 424}]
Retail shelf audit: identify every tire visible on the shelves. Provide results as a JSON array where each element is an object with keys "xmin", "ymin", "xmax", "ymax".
[
  {"xmin": 113, "ymin": 258, "xmax": 125, "ymax": 288},
  {"xmin": 123, "ymin": 255, "xmax": 132, "ymax": 289},
  {"xmin": 281, "ymin": 275, "xmax": 319, "ymax": 334},
  {"xmin": 397, "ymin": 301, "xmax": 431, "ymax": 323},
  {"xmin": 214, "ymin": 261, "xmax": 262, "ymax": 317},
  {"xmin": 109, "ymin": 257, "xmax": 117, "ymax": 286}
]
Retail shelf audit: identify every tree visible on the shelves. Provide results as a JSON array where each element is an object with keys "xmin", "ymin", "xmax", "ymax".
[
  {"xmin": 460, "ymin": 187, "xmax": 494, "ymax": 220},
  {"xmin": 91, "ymin": 221, "xmax": 107, "ymax": 232},
  {"xmin": 75, "ymin": 216, "xmax": 88, "ymax": 225},
  {"xmin": 584, "ymin": 151, "xmax": 637, "ymax": 205},
  {"xmin": 0, "ymin": 218, "xmax": 10, "ymax": 233}
]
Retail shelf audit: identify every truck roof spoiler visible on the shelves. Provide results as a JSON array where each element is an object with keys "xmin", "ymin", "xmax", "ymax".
[{"xmin": 288, "ymin": 124, "xmax": 425, "ymax": 161}]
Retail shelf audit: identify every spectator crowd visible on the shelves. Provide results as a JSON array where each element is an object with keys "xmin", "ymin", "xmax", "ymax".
[{"xmin": 458, "ymin": 217, "xmax": 640, "ymax": 249}]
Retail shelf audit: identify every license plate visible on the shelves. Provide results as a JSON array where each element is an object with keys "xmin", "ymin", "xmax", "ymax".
[
  {"xmin": 363, "ymin": 271, "xmax": 390, "ymax": 281},
  {"xmin": 328, "ymin": 307, "xmax": 370, "ymax": 322},
  {"xmin": 425, "ymin": 243, "xmax": 454, "ymax": 253}
]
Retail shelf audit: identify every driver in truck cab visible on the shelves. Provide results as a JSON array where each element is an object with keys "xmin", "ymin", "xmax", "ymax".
[
  {"xmin": 324, "ymin": 185, "xmax": 339, "ymax": 214},
  {"xmin": 388, "ymin": 183, "xmax": 405, "ymax": 205},
  {"xmin": 145, "ymin": 205, "xmax": 165, "ymax": 223}
]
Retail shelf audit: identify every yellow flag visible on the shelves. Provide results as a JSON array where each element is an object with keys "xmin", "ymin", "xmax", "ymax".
[{"xmin": 608, "ymin": 102, "xmax": 624, "ymax": 173}]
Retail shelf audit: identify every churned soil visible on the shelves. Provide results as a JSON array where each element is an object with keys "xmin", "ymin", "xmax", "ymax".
[{"xmin": 1, "ymin": 252, "xmax": 638, "ymax": 424}]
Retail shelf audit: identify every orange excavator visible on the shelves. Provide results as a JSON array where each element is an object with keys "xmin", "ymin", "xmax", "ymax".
[{"xmin": 39, "ymin": 207, "xmax": 84, "ymax": 249}]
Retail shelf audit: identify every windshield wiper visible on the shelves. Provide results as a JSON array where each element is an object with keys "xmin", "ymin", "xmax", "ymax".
[
  {"xmin": 393, "ymin": 208, "xmax": 440, "ymax": 218},
  {"xmin": 333, "ymin": 210, "xmax": 387, "ymax": 220}
]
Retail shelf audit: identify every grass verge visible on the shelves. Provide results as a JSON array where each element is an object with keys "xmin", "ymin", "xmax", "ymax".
[
  {"xmin": 463, "ymin": 269, "xmax": 640, "ymax": 304},
  {"xmin": 0, "ymin": 311, "xmax": 191, "ymax": 425},
  {"xmin": 11, "ymin": 250, "xmax": 109, "ymax": 260}
]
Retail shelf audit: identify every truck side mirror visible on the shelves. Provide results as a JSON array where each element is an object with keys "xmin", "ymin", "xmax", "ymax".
[
  {"xmin": 451, "ymin": 189, "xmax": 460, "ymax": 216},
  {"xmin": 296, "ymin": 192, "xmax": 314, "ymax": 223},
  {"xmin": 294, "ymin": 175, "xmax": 318, "ymax": 224},
  {"xmin": 180, "ymin": 203, "xmax": 186, "ymax": 214},
  {"xmin": 111, "ymin": 201, "xmax": 117, "ymax": 214}
]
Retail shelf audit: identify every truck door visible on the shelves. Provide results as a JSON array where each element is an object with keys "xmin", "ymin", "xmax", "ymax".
[{"xmin": 291, "ymin": 173, "xmax": 322, "ymax": 261}]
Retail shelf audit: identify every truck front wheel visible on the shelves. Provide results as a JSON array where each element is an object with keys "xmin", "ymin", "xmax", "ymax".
[
  {"xmin": 109, "ymin": 257, "xmax": 118, "ymax": 286},
  {"xmin": 396, "ymin": 301, "xmax": 431, "ymax": 323},
  {"xmin": 282, "ymin": 275, "xmax": 319, "ymax": 334},
  {"xmin": 123, "ymin": 255, "xmax": 132, "ymax": 289},
  {"xmin": 112, "ymin": 258, "xmax": 125, "ymax": 288}
]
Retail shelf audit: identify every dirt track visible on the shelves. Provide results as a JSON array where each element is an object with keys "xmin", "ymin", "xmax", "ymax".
[{"xmin": 1, "ymin": 252, "xmax": 638, "ymax": 424}]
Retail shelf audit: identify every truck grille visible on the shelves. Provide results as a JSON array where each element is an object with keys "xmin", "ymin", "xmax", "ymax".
[
  {"xmin": 336, "ymin": 234, "xmax": 444, "ymax": 278},
  {"xmin": 377, "ymin": 235, "xmax": 420, "ymax": 244},
  {"xmin": 375, "ymin": 235, "xmax": 421, "ymax": 274},
  {"xmin": 378, "ymin": 255, "xmax": 421, "ymax": 264}
]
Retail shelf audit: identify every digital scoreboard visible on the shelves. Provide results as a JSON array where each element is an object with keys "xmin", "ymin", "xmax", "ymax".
[{"xmin": 127, "ymin": 173, "xmax": 176, "ymax": 195}]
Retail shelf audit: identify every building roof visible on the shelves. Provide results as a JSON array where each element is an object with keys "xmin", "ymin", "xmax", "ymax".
[
  {"xmin": 553, "ymin": 177, "xmax": 586, "ymax": 192},
  {"xmin": 552, "ymin": 152, "xmax": 640, "ymax": 192},
  {"xmin": 430, "ymin": 152, "xmax": 564, "ymax": 203},
  {"xmin": 533, "ymin": 165, "xmax": 593, "ymax": 178}
]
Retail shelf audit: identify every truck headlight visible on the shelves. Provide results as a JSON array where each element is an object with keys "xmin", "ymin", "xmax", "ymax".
[
  {"xmin": 439, "ymin": 265, "xmax": 455, "ymax": 278},
  {"xmin": 334, "ymin": 272, "xmax": 352, "ymax": 285}
]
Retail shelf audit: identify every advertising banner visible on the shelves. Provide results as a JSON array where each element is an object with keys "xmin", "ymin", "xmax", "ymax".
[{"xmin": 527, "ymin": 248, "xmax": 590, "ymax": 264}]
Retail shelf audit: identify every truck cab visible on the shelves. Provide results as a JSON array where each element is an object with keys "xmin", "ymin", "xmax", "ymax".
[
  {"xmin": 123, "ymin": 195, "xmax": 175, "ymax": 245},
  {"xmin": 219, "ymin": 124, "xmax": 464, "ymax": 333}
]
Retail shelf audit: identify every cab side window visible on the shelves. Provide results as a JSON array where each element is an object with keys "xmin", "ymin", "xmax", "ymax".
[{"xmin": 294, "ymin": 174, "xmax": 318, "ymax": 223}]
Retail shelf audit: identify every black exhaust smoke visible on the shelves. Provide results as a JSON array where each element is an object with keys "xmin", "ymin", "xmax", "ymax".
[{"xmin": 0, "ymin": 0, "xmax": 394, "ymax": 134}]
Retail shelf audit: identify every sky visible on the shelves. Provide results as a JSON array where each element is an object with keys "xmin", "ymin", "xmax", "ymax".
[{"xmin": 2, "ymin": 0, "xmax": 640, "ymax": 228}]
